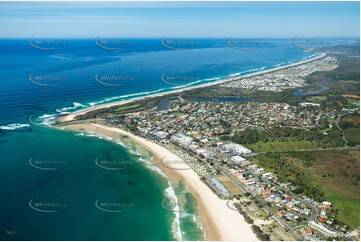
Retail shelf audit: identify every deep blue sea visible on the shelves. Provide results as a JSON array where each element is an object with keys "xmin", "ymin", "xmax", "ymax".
[{"xmin": 0, "ymin": 38, "xmax": 355, "ymax": 240}]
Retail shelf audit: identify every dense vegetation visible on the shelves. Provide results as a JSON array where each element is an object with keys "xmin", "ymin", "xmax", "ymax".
[
  {"xmin": 251, "ymin": 225, "xmax": 270, "ymax": 241},
  {"xmin": 339, "ymin": 115, "xmax": 360, "ymax": 147},
  {"xmin": 234, "ymin": 202, "xmax": 254, "ymax": 224}
]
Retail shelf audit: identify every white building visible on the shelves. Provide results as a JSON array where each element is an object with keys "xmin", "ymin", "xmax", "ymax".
[
  {"xmin": 155, "ymin": 131, "xmax": 169, "ymax": 139},
  {"xmin": 223, "ymin": 143, "xmax": 252, "ymax": 155},
  {"xmin": 231, "ymin": 155, "xmax": 246, "ymax": 163},
  {"xmin": 309, "ymin": 221, "xmax": 337, "ymax": 237},
  {"xmin": 172, "ymin": 133, "xmax": 193, "ymax": 146}
]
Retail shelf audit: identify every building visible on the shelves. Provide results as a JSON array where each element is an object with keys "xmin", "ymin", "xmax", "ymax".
[
  {"xmin": 172, "ymin": 133, "xmax": 193, "ymax": 146},
  {"xmin": 223, "ymin": 143, "xmax": 252, "ymax": 155},
  {"xmin": 231, "ymin": 155, "xmax": 246, "ymax": 163},
  {"xmin": 309, "ymin": 221, "xmax": 337, "ymax": 237},
  {"xmin": 155, "ymin": 131, "xmax": 169, "ymax": 139},
  {"xmin": 322, "ymin": 201, "xmax": 332, "ymax": 210},
  {"xmin": 206, "ymin": 177, "xmax": 230, "ymax": 198}
]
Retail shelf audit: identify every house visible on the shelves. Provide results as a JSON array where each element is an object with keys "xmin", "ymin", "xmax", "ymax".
[
  {"xmin": 318, "ymin": 217, "xmax": 326, "ymax": 223},
  {"xmin": 322, "ymin": 201, "xmax": 332, "ymax": 210},
  {"xmin": 303, "ymin": 229, "xmax": 313, "ymax": 236},
  {"xmin": 262, "ymin": 172, "xmax": 273, "ymax": 179},
  {"xmin": 277, "ymin": 210, "xmax": 286, "ymax": 217},
  {"xmin": 255, "ymin": 168, "xmax": 265, "ymax": 174}
]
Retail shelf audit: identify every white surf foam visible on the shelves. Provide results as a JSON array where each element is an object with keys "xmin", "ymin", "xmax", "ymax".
[
  {"xmin": 164, "ymin": 183, "xmax": 182, "ymax": 241},
  {"xmin": 56, "ymin": 102, "xmax": 87, "ymax": 113},
  {"xmin": 0, "ymin": 123, "xmax": 30, "ymax": 130},
  {"xmin": 37, "ymin": 114, "xmax": 57, "ymax": 126},
  {"xmin": 87, "ymin": 88, "xmax": 168, "ymax": 106}
]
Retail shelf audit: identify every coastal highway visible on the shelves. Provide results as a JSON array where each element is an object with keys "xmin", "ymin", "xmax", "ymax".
[{"xmin": 247, "ymin": 145, "xmax": 359, "ymax": 156}]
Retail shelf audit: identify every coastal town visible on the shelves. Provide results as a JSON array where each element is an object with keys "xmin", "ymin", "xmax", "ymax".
[
  {"xmin": 58, "ymin": 51, "xmax": 360, "ymax": 241},
  {"xmin": 1, "ymin": 1, "xmax": 359, "ymax": 242},
  {"xmin": 221, "ymin": 56, "xmax": 338, "ymax": 92},
  {"xmin": 102, "ymin": 98, "xmax": 356, "ymax": 241}
]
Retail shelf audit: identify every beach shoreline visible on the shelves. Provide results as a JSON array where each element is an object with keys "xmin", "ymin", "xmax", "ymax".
[
  {"xmin": 60, "ymin": 52, "xmax": 326, "ymax": 122},
  {"xmin": 63, "ymin": 123, "xmax": 258, "ymax": 241}
]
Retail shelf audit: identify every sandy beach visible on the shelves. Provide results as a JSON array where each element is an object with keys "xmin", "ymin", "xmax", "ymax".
[
  {"xmin": 61, "ymin": 52, "xmax": 326, "ymax": 122},
  {"xmin": 63, "ymin": 123, "xmax": 258, "ymax": 241}
]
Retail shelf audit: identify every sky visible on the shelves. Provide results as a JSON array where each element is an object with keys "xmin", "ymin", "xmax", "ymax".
[{"xmin": 0, "ymin": 1, "xmax": 359, "ymax": 38}]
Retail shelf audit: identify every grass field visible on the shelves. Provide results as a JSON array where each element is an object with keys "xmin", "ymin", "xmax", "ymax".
[
  {"xmin": 306, "ymin": 95, "xmax": 327, "ymax": 102},
  {"xmin": 307, "ymin": 150, "xmax": 360, "ymax": 229},
  {"xmin": 216, "ymin": 175, "xmax": 242, "ymax": 194},
  {"xmin": 245, "ymin": 140, "xmax": 319, "ymax": 152},
  {"xmin": 346, "ymin": 98, "xmax": 360, "ymax": 104},
  {"xmin": 115, "ymin": 102, "xmax": 141, "ymax": 112},
  {"xmin": 172, "ymin": 112, "xmax": 186, "ymax": 117}
]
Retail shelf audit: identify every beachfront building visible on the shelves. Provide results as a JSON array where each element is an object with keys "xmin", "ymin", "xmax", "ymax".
[
  {"xmin": 205, "ymin": 177, "xmax": 230, "ymax": 198},
  {"xmin": 308, "ymin": 221, "xmax": 337, "ymax": 237}
]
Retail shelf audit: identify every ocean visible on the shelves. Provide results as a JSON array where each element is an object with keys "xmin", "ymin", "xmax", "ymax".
[{"xmin": 0, "ymin": 38, "xmax": 350, "ymax": 240}]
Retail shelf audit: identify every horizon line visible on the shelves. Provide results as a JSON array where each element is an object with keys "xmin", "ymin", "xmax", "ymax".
[{"xmin": 0, "ymin": 36, "xmax": 360, "ymax": 39}]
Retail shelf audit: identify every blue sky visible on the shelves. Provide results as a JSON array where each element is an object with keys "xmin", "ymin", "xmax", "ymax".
[{"xmin": 0, "ymin": 1, "xmax": 359, "ymax": 38}]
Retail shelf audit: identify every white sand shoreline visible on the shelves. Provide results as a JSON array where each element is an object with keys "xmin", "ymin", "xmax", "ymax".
[
  {"xmin": 61, "ymin": 52, "xmax": 325, "ymax": 122},
  {"xmin": 64, "ymin": 123, "xmax": 259, "ymax": 241}
]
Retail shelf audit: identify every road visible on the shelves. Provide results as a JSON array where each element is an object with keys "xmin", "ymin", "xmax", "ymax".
[
  {"xmin": 248, "ymin": 145, "xmax": 359, "ymax": 156},
  {"xmin": 335, "ymin": 114, "xmax": 349, "ymax": 147}
]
